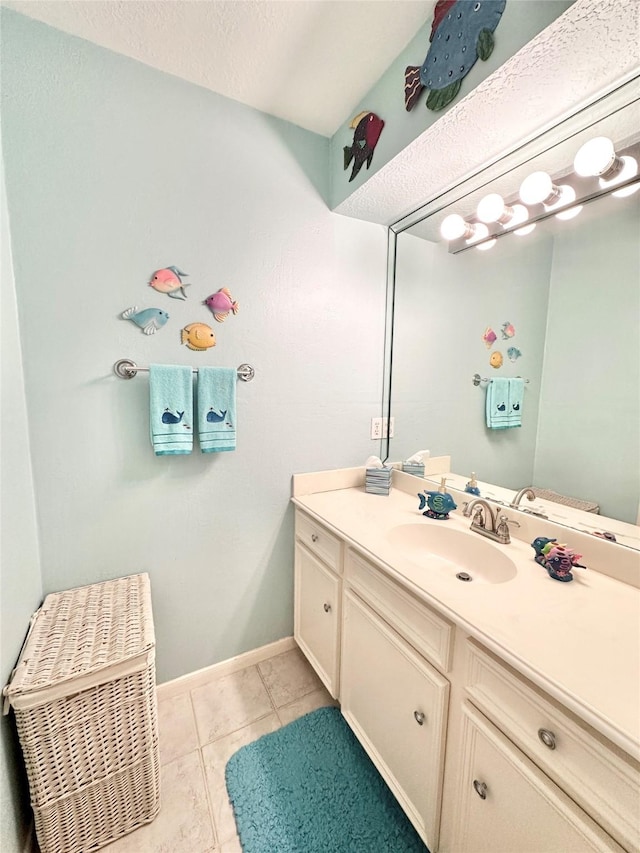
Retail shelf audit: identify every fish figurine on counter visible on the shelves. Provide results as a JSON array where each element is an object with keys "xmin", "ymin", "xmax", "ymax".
[
  {"xmin": 181, "ymin": 322, "xmax": 216, "ymax": 351},
  {"xmin": 343, "ymin": 111, "xmax": 385, "ymax": 182},
  {"xmin": 149, "ymin": 266, "xmax": 191, "ymax": 300},
  {"xmin": 418, "ymin": 490, "xmax": 457, "ymax": 520},
  {"xmin": 121, "ymin": 306, "xmax": 169, "ymax": 335},
  {"xmin": 531, "ymin": 536, "xmax": 586, "ymax": 582},
  {"xmin": 204, "ymin": 288, "xmax": 239, "ymax": 323},
  {"xmin": 405, "ymin": 0, "xmax": 506, "ymax": 111}
]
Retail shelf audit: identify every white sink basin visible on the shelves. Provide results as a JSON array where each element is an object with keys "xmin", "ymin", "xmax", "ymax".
[{"xmin": 386, "ymin": 523, "xmax": 517, "ymax": 584}]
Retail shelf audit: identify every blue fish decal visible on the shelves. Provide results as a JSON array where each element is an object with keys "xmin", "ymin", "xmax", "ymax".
[
  {"xmin": 206, "ymin": 408, "xmax": 227, "ymax": 423},
  {"xmin": 507, "ymin": 346, "xmax": 522, "ymax": 362},
  {"xmin": 405, "ymin": 0, "xmax": 506, "ymax": 112},
  {"xmin": 122, "ymin": 306, "xmax": 169, "ymax": 335},
  {"xmin": 162, "ymin": 410, "xmax": 184, "ymax": 424}
]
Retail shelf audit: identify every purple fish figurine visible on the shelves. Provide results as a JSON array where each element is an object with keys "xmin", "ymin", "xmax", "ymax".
[{"xmin": 204, "ymin": 288, "xmax": 239, "ymax": 323}]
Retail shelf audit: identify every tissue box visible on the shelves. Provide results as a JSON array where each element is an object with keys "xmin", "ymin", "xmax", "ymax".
[
  {"xmin": 365, "ymin": 466, "xmax": 392, "ymax": 495},
  {"xmin": 402, "ymin": 462, "xmax": 425, "ymax": 477}
]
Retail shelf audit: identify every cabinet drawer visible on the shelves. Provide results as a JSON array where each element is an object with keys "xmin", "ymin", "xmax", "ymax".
[
  {"xmin": 295, "ymin": 510, "xmax": 342, "ymax": 574},
  {"xmin": 466, "ymin": 640, "xmax": 640, "ymax": 853},
  {"xmin": 345, "ymin": 547, "xmax": 453, "ymax": 673}
]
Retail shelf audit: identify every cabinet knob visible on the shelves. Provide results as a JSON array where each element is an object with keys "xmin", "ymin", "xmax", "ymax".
[
  {"xmin": 538, "ymin": 728, "xmax": 556, "ymax": 750},
  {"xmin": 473, "ymin": 779, "xmax": 488, "ymax": 800},
  {"xmin": 323, "ymin": 602, "xmax": 331, "ymax": 613},
  {"xmin": 413, "ymin": 710, "xmax": 425, "ymax": 726},
  {"xmin": 311, "ymin": 533, "xmax": 319, "ymax": 542}
]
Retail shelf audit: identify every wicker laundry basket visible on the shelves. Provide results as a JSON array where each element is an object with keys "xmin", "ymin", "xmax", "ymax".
[{"xmin": 3, "ymin": 573, "xmax": 160, "ymax": 853}]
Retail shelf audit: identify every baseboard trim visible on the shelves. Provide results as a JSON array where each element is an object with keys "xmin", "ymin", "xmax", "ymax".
[{"xmin": 156, "ymin": 636, "xmax": 297, "ymax": 700}]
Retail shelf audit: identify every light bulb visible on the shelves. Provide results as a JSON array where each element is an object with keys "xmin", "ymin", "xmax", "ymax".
[
  {"xmin": 508, "ymin": 203, "xmax": 530, "ymax": 228},
  {"xmin": 545, "ymin": 184, "xmax": 576, "ymax": 212},
  {"xmin": 466, "ymin": 222, "xmax": 489, "ymax": 245},
  {"xmin": 514, "ymin": 222, "xmax": 536, "ymax": 236},
  {"xmin": 477, "ymin": 193, "xmax": 509, "ymax": 224},
  {"xmin": 574, "ymin": 137, "xmax": 616, "ymax": 177},
  {"xmin": 476, "ymin": 237, "xmax": 497, "ymax": 251},
  {"xmin": 556, "ymin": 204, "xmax": 583, "ymax": 221},
  {"xmin": 601, "ymin": 155, "xmax": 638, "ymax": 191},
  {"xmin": 441, "ymin": 213, "xmax": 471, "ymax": 240},
  {"xmin": 519, "ymin": 171, "xmax": 560, "ymax": 206}
]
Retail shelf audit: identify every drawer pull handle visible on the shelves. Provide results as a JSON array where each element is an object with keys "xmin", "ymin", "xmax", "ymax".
[
  {"xmin": 538, "ymin": 728, "xmax": 556, "ymax": 750},
  {"xmin": 311, "ymin": 533, "xmax": 319, "ymax": 542},
  {"xmin": 473, "ymin": 780, "xmax": 488, "ymax": 800},
  {"xmin": 413, "ymin": 710, "xmax": 425, "ymax": 726},
  {"xmin": 323, "ymin": 602, "xmax": 332, "ymax": 613}
]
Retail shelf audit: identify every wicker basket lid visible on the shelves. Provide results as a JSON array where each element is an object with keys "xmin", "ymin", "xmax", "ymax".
[{"xmin": 3, "ymin": 573, "xmax": 155, "ymax": 711}]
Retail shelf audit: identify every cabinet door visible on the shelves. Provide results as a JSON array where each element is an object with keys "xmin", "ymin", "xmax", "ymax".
[
  {"xmin": 294, "ymin": 542, "xmax": 341, "ymax": 698},
  {"xmin": 451, "ymin": 702, "xmax": 625, "ymax": 853},
  {"xmin": 341, "ymin": 589, "xmax": 449, "ymax": 852}
]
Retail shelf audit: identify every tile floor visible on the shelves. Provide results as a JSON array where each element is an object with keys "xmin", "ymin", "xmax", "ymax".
[{"xmin": 102, "ymin": 645, "xmax": 336, "ymax": 853}]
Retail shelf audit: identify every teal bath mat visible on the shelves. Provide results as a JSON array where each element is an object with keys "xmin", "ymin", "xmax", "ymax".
[{"xmin": 225, "ymin": 706, "xmax": 429, "ymax": 853}]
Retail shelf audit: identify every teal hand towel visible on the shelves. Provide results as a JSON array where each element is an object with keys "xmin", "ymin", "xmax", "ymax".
[
  {"xmin": 486, "ymin": 377, "xmax": 523, "ymax": 429},
  {"xmin": 149, "ymin": 364, "xmax": 193, "ymax": 455},
  {"xmin": 197, "ymin": 367, "xmax": 236, "ymax": 453}
]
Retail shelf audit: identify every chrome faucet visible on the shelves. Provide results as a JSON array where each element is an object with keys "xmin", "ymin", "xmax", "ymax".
[
  {"xmin": 510, "ymin": 487, "xmax": 536, "ymax": 508},
  {"xmin": 463, "ymin": 499, "xmax": 517, "ymax": 544}
]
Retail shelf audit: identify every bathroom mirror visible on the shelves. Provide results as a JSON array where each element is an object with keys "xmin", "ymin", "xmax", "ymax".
[{"xmin": 383, "ymin": 79, "xmax": 640, "ymax": 550}]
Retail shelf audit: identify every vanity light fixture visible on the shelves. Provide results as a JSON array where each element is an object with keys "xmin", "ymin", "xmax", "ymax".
[{"xmin": 574, "ymin": 136, "xmax": 639, "ymax": 198}]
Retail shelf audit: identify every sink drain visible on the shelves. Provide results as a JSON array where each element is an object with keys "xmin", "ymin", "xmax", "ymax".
[{"xmin": 456, "ymin": 572, "xmax": 473, "ymax": 582}]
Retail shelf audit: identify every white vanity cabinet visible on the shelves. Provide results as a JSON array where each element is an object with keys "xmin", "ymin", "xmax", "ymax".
[
  {"xmin": 292, "ymin": 506, "xmax": 640, "ymax": 853},
  {"xmin": 293, "ymin": 510, "xmax": 342, "ymax": 698}
]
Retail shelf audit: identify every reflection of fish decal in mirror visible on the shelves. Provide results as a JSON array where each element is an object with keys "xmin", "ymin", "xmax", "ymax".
[
  {"xmin": 507, "ymin": 346, "xmax": 522, "ymax": 362},
  {"xmin": 162, "ymin": 409, "xmax": 184, "ymax": 424},
  {"xmin": 206, "ymin": 408, "xmax": 227, "ymax": 423}
]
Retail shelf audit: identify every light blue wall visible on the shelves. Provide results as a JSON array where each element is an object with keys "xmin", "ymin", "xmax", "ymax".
[
  {"xmin": 0, "ymin": 9, "xmax": 387, "ymax": 696},
  {"xmin": 390, "ymin": 229, "xmax": 553, "ymax": 483},
  {"xmin": 330, "ymin": 0, "xmax": 574, "ymax": 209},
  {"xmin": 534, "ymin": 193, "xmax": 640, "ymax": 522},
  {"xmin": 0, "ymin": 148, "xmax": 43, "ymax": 853}
]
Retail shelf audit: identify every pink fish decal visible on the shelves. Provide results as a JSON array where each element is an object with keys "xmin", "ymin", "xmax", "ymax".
[
  {"xmin": 149, "ymin": 266, "xmax": 191, "ymax": 300},
  {"xmin": 204, "ymin": 288, "xmax": 239, "ymax": 323}
]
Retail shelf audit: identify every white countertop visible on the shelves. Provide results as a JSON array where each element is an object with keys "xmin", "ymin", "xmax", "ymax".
[{"xmin": 292, "ymin": 479, "xmax": 640, "ymax": 759}]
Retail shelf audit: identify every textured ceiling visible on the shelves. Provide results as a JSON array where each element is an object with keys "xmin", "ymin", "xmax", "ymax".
[{"xmin": 1, "ymin": 0, "xmax": 433, "ymax": 137}]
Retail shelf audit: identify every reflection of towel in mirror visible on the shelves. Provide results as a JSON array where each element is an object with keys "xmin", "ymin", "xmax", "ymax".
[{"xmin": 486, "ymin": 378, "xmax": 524, "ymax": 429}]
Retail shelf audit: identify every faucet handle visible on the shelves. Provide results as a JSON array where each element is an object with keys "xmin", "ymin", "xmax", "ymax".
[
  {"xmin": 499, "ymin": 514, "xmax": 520, "ymax": 528},
  {"xmin": 472, "ymin": 506, "xmax": 486, "ymax": 527}
]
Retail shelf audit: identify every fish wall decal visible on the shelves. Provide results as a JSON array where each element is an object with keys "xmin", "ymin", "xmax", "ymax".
[
  {"xmin": 405, "ymin": 0, "xmax": 506, "ymax": 112},
  {"xmin": 343, "ymin": 111, "xmax": 385, "ymax": 182},
  {"xmin": 204, "ymin": 288, "xmax": 239, "ymax": 323},
  {"xmin": 121, "ymin": 306, "xmax": 169, "ymax": 335},
  {"xmin": 150, "ymin": 266, "xmax": 191, "ymax": 300}
]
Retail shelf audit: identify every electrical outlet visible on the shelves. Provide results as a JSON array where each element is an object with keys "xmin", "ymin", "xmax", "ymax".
[{"xmin": 371, "ymin": 417, "xmax": 395, "ymax": 439}]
